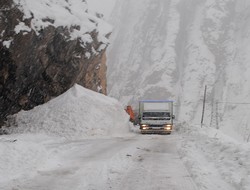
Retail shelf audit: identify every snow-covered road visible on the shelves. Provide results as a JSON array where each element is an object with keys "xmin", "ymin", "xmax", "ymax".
[
  {"xmin": 2, "ymin": 129, "xmax": 248, "ymax": 190},
  {"xmin": 3, "ymin": 134, "xmax": 199, "ymax": 190},
  {"xmin": 1, "ymin": 85, "xmax": 247, "ymax": 190},
  {"xmin": 109, "ymin": 134, "xmax": 198, "ymax": 190}
]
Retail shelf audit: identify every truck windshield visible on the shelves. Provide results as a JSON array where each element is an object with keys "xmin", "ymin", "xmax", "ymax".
[{"xmin": 142, "ymin": 112, "xmax": 171, "ymax": 120}]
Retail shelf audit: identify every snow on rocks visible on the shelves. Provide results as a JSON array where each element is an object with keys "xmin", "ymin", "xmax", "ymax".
[
  {"xmin": 2, "ymin": 40, "xmax": 12, "ymax": 48},
  {"xmin": 14, "ymin": 22, "xmax": 32, "ymax": 34},
  {"xmin": 13, "ymin": 0, "xmax": 112, "ymax": 44},
  {"xmin": 5, "ymin": 84, "xmax": 132, "ymax": 139}
]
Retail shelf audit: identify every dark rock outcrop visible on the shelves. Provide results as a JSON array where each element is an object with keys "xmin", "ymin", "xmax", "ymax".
[{"xmin": 0, "ymin": 0, "xmax": 109, "ymax": 124}]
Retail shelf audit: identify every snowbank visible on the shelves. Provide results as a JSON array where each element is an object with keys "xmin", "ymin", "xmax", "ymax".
[
  {"xmin": 0, "ymin": 84, "xmax": 133, "ymax": 186},
  {"xmin": 5, "ymin": 84, "xmax": 132, "ymax": 139},
  {"xmin": 13, "ymin": 0, "xmax": 112, "ymax": 44},
  {"xmin": 179, "ymin": 125, "xmax": 250, "ymax": 190}
]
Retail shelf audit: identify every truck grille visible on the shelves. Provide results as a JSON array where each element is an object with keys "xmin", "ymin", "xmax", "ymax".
[{"xmin": 150, "ymin": 125, "xmax": 164, "ymax": 128}]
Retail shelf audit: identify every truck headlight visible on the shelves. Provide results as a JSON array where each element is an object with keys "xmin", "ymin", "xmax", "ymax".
[
  {"xmin": 141, "ymin": 124, "xmax": 148, "ymax": 130},
  {"xmin": 164, "ymin": 125, "xmax": 172, "ymax": 130}
]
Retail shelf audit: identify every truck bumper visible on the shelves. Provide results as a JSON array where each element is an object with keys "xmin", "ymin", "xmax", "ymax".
[{"xmin": 141, "ymin": 129, "xmax": 172, "ymax": 134}]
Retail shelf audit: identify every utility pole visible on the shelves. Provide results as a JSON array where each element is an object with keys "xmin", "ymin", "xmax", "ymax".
[{"xmin": 201, "ymin": 85, "xmax": 207, "ymax": 128}]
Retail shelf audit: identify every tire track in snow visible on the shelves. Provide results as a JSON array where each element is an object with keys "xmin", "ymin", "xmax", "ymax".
[{"xmin": 108, "ymin": 134, "xmax": 199, "ymax": 190}]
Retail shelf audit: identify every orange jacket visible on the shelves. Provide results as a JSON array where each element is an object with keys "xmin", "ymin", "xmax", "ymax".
[{"xmin": 125, "ymin": 105, "xmax": 135, "ymax": 122}]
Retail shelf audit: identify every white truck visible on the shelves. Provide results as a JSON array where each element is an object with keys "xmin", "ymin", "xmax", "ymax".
[{"xmin": 139, "ymin": 100, "xmax": 174, "ymax": 134}]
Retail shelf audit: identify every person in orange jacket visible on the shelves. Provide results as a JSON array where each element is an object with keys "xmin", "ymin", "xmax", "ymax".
[{"xmin": 125, "ymin": 105, "xmax": 135, "ymax": 122}]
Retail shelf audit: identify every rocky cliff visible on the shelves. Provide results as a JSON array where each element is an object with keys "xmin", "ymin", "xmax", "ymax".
[{"xmin": 0, "ymin": 0, "xmax": 111, "ymax": 124}]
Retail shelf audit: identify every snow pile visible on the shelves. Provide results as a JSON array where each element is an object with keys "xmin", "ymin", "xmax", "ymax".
[
  {"xmin": 0, "ymin": 84, "xmax": 133, "ymax": 187},
  {"xmin": 5, "ymin": 84, "xmax": 132, "ymax": 139},
  {"xmin": 13, "ymin": 0, "xmax": 112, "ymax": 45},
  {"xmin": 179, "ymin": 126, "xmax": 250, "ymax": 190}
]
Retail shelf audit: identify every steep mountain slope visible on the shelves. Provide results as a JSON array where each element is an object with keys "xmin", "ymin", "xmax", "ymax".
[{"xmin": 107, "ymin": 0, "xmax": 250, "ymax": 141}]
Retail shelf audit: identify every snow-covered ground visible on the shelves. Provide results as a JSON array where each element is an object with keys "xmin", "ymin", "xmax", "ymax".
[
  {"xmin": 179, "ymin": 125, "xmax": 250, "ymax": 190},
  {"xmin": 1, "ymin": 85, "xmax": 250, "ymax": 190}
]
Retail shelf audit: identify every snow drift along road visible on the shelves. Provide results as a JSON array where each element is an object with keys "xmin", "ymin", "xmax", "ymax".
[
  {"xmin": 1, "ymin": 84, "xmax": 133, "ymax": 186},
  {"xmin": 5, "ymin": 84, "xmax": 132, "ymax": 139}
]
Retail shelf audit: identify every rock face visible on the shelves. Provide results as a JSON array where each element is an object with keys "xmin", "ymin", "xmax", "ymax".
[{"xmin": 0, "ymin": 0, "xmax": 111, "ymax": 124}]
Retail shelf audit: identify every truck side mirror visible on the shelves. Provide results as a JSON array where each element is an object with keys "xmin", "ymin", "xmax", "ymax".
[{"xmin": 172, "ymin": 115, "xmax": 175, "ymax": 119}]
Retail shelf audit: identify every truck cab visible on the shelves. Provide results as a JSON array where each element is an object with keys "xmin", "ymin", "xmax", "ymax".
[{"xmin": 139, "ymin": 100, "xmax": 174, "ymax": 134}]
